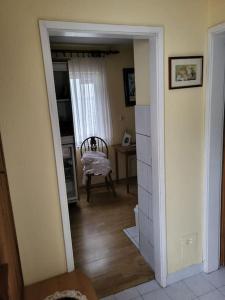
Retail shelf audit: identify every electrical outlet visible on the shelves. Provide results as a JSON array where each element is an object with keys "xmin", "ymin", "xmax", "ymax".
[{"xmin": 180, "ymin": 233, "xmax": 198, "ymax": 267}]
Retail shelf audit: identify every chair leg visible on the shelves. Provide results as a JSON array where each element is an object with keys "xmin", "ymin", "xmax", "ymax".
[
  {"xmin": 105, "ymin": 176, "xmax": 110, "ymax": 190},
  {"xmin": 86, "ymin": 175, "xmax": 92, "ymax": 202},
  {"xmin": 108, "ymin": 172, "xmax": 116, "ymax": 197}
]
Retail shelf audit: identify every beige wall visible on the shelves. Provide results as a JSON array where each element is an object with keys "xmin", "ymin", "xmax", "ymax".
[
  {"xmin": 0, "ymin": 0, "xmax": 208, "ymax": 285},
  {"xmin": 106, "ymin": 45, "xmax": 135, "ymax": 145},
  {"xmin": 208, "ymin": 0, "xmax": 225, "ymax": 27},
  {"xmin": 133, "ymin": 40, "xmax": 150, "ymax": 105}
]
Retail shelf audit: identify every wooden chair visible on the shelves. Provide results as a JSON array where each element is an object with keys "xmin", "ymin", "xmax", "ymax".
[{"xmin": 80, "ymin": 136, "xmax": 116, "ymax": 202}]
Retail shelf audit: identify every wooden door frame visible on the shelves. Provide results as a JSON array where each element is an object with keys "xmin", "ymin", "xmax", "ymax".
[
  {"xmin": 204, "ymin": 22, "xmax": 225, "ymax": 273},
  {"xmin": 39, "ymin": 20, "xmax": 167, "ymax": 287}
]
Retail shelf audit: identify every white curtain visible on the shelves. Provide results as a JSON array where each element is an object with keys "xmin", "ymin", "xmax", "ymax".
[{"xmin": 68, "ymin": 57, "xmax": 112, "ymax": 147}]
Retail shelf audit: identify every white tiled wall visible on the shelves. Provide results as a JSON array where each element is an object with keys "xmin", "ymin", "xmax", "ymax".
[
  {"xmin": 135, "ymin": 105, "xmax": 151, "ymax": 137},
  {"xmin": 135, "ymin": 105, "xmax": 154, "ymax": 270},
  {"xmin": 136, "ymin": 134, "xmax": 152, "ymax": 165},
  {"xmin": 138, "ymin": 186, "xmax": 153, "ymax": 220},
  {"xmin": 137, "ymin": 161, "xmax": 152, "ymax": 193},
  {"xmin": 140, "ymin": 235, "xmax": 155, "ymax": 268},
  {"xmin": 139, "ymin": 214, "xmax": 154, "ymax": 244}
]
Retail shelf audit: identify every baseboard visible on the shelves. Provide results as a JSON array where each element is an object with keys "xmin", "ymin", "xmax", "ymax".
[{"xmin": 167, "ymin": 263, "xmax": 203, "ymax": 286}]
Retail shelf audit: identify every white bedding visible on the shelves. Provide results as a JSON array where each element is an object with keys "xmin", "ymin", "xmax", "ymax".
[{"xmin": 81, "ymin": 151, "xmax": 111, "ymax": 184}]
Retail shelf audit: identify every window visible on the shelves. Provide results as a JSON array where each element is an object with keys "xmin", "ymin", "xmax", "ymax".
[{"xmin": 69, "ymin": 57, "xmax": 112, "ymax": 146}]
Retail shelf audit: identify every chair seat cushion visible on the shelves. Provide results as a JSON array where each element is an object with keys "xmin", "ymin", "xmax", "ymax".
[{"xmin": 81, "ymin": 151, "xmax": 111, "ymax": 183}]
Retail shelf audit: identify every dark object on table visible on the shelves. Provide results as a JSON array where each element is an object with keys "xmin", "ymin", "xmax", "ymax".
[
  {"xmin": 80, "ymin": 136, "xmax": 116, "ymax": 202},
  {"xmin": 123, "ymin": 68, "xmax": 136, "ymax": 106}
]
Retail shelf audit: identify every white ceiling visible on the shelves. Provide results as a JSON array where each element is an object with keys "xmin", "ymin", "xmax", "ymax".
[{"xmin": 50, "ymin": 36, "xmax": 133, "ymax": 45}]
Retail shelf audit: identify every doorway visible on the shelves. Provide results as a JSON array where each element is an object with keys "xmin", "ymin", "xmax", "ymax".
[
  {"xmin": 39, "ymin": 20, "xmax": 166, "ymax": 288},
  {"xmin": 220, "ymin": 124, "xmax": 225, "ymax": 265},
  {"xmin": 204, "ymin": 23, "xmax": 225, "ymax": 273},
  {"xmin": 50, "ymin": 37, "xmax": 154, "ymax": 296}
]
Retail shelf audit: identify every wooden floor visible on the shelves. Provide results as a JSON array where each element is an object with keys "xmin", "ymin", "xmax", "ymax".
[{"xmin": 69, "ymin": 182, "xmax": 154, "ymax": 298}]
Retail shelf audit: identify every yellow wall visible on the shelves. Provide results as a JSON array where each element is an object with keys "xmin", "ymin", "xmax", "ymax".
[
  {"xmin": 133, "ymin": 40, "xmax": 150, "ymax": 105},
  {"xmin": 134, "ymin": 16, "xmax": 205, "ymax": 272},
  {"xmin": 106, "ymin": 45, "xmax": 135, "ymax": 145},
  {"xmin": 208, "ymin": 0, "xmax": 225, "ymax": 27},
  {"xmin": 0, "ymin": 0, "xmax": 207, "ymax": 285}
]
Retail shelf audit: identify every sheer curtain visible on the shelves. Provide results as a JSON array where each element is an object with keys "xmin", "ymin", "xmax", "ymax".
[{"xmin": 68, "ymin": 57, "xmax": 112, "ymax": 147}]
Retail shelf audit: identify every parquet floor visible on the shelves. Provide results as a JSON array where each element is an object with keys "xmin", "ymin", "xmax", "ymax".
[{"xmin": 69, "ymin": 183, "xmax": 154, "ymax": 298}]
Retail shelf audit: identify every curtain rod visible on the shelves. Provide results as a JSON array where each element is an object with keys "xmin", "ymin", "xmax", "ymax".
[{"xmin": 51, "ymin": 49, "xmax": 120, "ymax": 60}]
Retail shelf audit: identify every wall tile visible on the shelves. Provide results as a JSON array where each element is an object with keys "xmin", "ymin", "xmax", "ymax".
[
  {"xmin": 135, "ymin": 105, "xmax": 151, "ymax": 136},
  {"xmin": 139, "ymin": 210, "xmax": 150, "ymax": 241},
  {"xmin": 136, "ymin": 105, "xmax": 153, "ymax": 271},
  {"xmin": 137, "ymin": 161, "xmax": 152, "ymax": 193},
  {"xmin": 139, "ymin": 210, "xmax": 154, "ymax": 245},
  {"xmin": 136, "ymin": 133, "xmax": 152, "ymax": 165},
  {"xmin": 140, "ymin": 233, "xmax": 154, "ymax": 270},
  {"xmin": 149, "ymin": 192, "xmax": 153, "ymax": 221},
  {"xmin": 138, "ymin": 186, "xmax": 149, "ymax": 217},
  {"xmin": 138, "ymin": 185, "xmax": 153, "ymax": 221}
]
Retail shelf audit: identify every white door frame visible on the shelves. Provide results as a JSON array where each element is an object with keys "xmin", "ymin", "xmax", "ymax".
[
  {"xmin": 39, "ymin": 20, "xmax": 167, "ymax": 286},
  {"xmin": 204, "ymin": 22, "xmax": 225, "ymax": 273}
]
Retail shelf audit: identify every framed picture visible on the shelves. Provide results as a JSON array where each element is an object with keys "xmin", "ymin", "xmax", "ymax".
[
  {"xmin": 122, "ymin": 132, "xmax": 131, "ymax": 146},
  {"xmin": 169, "ymin": 56, "xmax": 203, "ymax": 89},
  {"xmin": 123, "ymin": 68, "xmax": 136, "ymax": 106}
]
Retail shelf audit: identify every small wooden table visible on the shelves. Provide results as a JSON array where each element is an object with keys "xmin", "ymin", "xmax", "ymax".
[
  {"xmin": 24, "ymin": 270, "xmax": 98, "ymax": 300},
  {"xmin": 113, "ymin": 144, "xmax": 136, "ymax": 193}
]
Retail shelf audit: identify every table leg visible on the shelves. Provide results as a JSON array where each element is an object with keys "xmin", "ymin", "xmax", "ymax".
[
  {"xmin": 115, "ymin": 150, "xmax": 119, "ymax": 183},
  {"xmin": 126, "ymin": 154, "xmax": 129, "ymax": 193}
]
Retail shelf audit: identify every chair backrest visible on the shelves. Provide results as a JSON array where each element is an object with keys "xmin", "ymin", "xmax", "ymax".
[{"xmin": 80, "ymin": 136, "xmax": 109, "ymax": 158}]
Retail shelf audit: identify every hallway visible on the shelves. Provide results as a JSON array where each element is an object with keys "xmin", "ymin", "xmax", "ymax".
[{"xmin": 69, "ymin": 183, "xmax": 154, "ymax": 297}]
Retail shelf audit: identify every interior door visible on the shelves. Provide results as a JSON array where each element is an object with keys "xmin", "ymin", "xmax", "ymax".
[
  {"xmin": 0, "ymin": 136, "xmax": 24, "ymax": 300},
  {"xmin": 221, "ymin": 122, "xmax": 225, "ymax": 265}
]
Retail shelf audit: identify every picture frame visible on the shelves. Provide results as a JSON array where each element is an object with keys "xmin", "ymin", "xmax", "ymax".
[
  {"xmin": 122, "ymin": 132, "xmax": 131, "ymax": 147},
  {"xmin": 169, "ymin": 56, "xmax": 203, "ymax": 89},
  {"xmin": 123, "ymin": 68, "xmax": 136, "ymax": 106}
]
